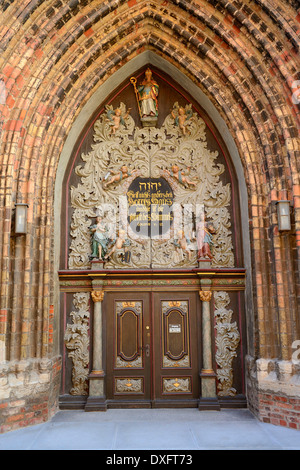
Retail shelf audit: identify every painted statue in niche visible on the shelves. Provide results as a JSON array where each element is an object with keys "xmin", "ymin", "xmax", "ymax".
[
  {"xmin": 106, "ymin": 106, "xmax": 132, "ymax": 134},
  {"xmin": 131, "ymin": 68, "xmax": 159, "ymax": 125},
  {"xmin": 89, "ymin": 216, "xmax": 110, "ymax": 260},
  {"xmin": 171, "ymin": 105, "xmax": 193, "ymax": 135},
  {"xmin": 137, "ymin": 68, "xmax": 159, "ymax": 117},
  {"xmin": 196, "ymin": 211, "xmax": 216, "ymax": 260},
  {"xmin": 165, "ymin": 164, "xmax": 197, "ymax": 188}
]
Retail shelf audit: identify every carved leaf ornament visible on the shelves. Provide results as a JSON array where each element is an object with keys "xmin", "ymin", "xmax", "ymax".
[
  {"xmin": 68, "ymin": 102, "xmax": 234, "ymax": 269},
  {"xmin": 64, "ymin": 293, "xmax": 90, "ymax": 395},
  {"xmin": 214, "ymin": 292, "xmax": 240, "ymax": 396}
]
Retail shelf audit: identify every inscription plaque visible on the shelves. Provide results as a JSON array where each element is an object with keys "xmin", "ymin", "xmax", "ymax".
[
  {"xmin": 127, "ymin": 177, "xmax": 174, "ymax": 237},
  {"xmin": 169, "ymin": 324, "xmax": 181, "ymax": 333}
]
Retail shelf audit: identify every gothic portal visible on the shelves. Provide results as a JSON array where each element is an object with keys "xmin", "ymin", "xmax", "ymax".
[{"xmin": 58, "ymin": 66, "xmax": 247, "ymax": 410}]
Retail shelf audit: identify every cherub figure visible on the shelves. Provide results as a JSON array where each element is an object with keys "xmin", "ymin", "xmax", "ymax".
[
  {"xmin": 195, "ymin": 212, "xmax": 216, "ymax": 260},
  {"xmin": 173, "ymin": 230, "xmax": 193, "ymax": 260},
  {"xmin": 103, "ymin": 165, "xmax": 138, "ymax": 188},
  {"xmin": 171, "ymin": 106, "xmax": 193, "ymax": 135},
  {"xmin": 166, "ymin": 164, "xmax": 197, "ymax": 188},
  {"xmin": 106, "ymin": 106, "xmax": 131, "ymax": 134},
  {"xmin": 105, "ymin": 229, "xmax": 131, "ymax": 259}
]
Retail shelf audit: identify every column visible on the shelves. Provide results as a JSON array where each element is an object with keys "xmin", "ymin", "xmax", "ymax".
[
  {"xmin": 198, "ymin": 285, "xmax": 220, "ymax": 410},
  {"xmin": 85, "ymin": 289, "xmax": 107, "ymax": 411}
]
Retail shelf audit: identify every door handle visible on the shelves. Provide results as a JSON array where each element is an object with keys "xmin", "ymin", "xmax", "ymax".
[{"xmin": 139, "ymin": 344, "xmax": 150, "ymax": 357}]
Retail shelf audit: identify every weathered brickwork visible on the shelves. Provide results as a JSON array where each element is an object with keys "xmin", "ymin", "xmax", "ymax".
[
  {"xmin": 0, "ymin": 356, "xmax": 61, "ymax": 433},
  {"xmin": 0, "ymin": 0, "xmax": 299, "ymax": 431},
  {"xmin": 246, "ymin": 357, "xmax": 300, "ymax": 429}
]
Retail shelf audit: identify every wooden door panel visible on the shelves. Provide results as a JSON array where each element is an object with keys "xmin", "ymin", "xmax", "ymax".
[
  {"xmin": 105, "ymin": 292, "xmax": 151, "ymax": 404},
  {"xmin": 162, "ymin": 301, "xmax": 190, "ymax": 368},
  {"xmin": 106, "ymin": 290, "xmax": 199, "ymax": 406},
  {"xmin": 153, "ymin": 292, "xmax": 200, "ymax": 405},
  {"xmin": 115, "ymin": 301, "xmax": 143, "ymax": 368}
]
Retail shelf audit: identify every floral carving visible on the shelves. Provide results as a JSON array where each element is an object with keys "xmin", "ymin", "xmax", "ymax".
[
  {"xmin": 64, "ymin": 293, "xmax": 90, "ymax": 395},
  {"xmin": 68, "ymin": 102, "xmax": 234, "ymax": 269},
  {"xmin": 214, "ymin": 291, "xmax": 240, "ymax": 396},
  {"xmin": 163, "ymin": 377, "xmax": 191, "ymax": 393},
  {"xmin": 115, "ymin": 378, "xmax": 143, "ymax": 393}
]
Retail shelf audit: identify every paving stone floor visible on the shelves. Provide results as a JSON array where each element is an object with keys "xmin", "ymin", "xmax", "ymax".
[{"xmin": 0, "ymin": 408, "xmax": 299, "ymax": 450}]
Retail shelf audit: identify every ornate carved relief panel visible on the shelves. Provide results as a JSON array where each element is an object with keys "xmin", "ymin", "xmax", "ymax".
[
  {"xmin": 61, "ymin": 66, "xmax": 243, "ymax": 273},
  {"xmin": 115, "ymin": 301, "xmax": 143, "ymax": 369},
  {"xmin": 162, "ymin": 300, "xmax": 191, "ymax": 368}
]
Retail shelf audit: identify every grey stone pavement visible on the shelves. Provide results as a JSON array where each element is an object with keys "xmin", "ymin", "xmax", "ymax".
[{"xmin": 0, "ymin": 408, "xmax": 299, "ymax": 450}]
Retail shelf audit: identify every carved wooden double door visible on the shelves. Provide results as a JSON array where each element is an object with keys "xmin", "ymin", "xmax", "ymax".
[{"xmin": 105, "ymin": 291, "xmax": 200, "ymax": 407}]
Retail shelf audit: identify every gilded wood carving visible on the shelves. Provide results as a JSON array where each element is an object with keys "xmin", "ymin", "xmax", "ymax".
[
  {"xmin": 64, "ymin": 293, "xmax": 90, "ymax": 395},
  {"xmin": 68, "ymin": 100, "xmax": 234, "ymax": 269},
  {"xmin": 214, "ymin": 291, "xmax": 240, "ymax": 396}
]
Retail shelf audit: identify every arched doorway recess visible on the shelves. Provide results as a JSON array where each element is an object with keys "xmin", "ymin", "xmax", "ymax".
[{"xmin": 56, "ymin": 53, "xmax": 250, "ymax": 411}]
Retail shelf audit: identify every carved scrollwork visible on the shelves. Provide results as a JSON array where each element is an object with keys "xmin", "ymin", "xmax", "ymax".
[
  {"xmin": 163, "ymin": 355, "xmax": 190, "ymax": 368},
  {"xmin": 115, "ymin": 378, "xmax": 143, "ymax": 393},
  {"xmin": 68, "ymin": 102, "xmax": 234, "ymax": 270},
  {"xmin": 116, "ymin": 356, "xmax": 143, "ymax": 368},
  {"xmin": 214, "ymin": 292, "xmax": 240, "ymax": 396},
  {"xmin": 163, "ymin": 377, "xmax": 191, "ymax": 393},
  {"xmin": 64, "ymin": 293, "xmax": 90, "ymax": 396}
]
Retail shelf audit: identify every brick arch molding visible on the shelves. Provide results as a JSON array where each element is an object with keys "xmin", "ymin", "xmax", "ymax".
[{"xmin": 0, "ymin": 0, "xmax": 299, "ymax": 432}]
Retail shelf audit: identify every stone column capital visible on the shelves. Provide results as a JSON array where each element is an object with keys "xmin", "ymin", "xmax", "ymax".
[
  {"xmin": 91, "ymin": 290, "xmax": 104, "ymax": 303},
  {"xmin": 199, "ymin": 290, "xmax": 212, "ymax": 302}
]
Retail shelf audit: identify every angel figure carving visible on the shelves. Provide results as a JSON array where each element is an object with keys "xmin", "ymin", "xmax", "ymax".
[
  {"xmin": 103, "ymin": 165, "xmax": 138, "ymax": 188},
  {"xmin": 166, "ymin": 164, "xmax": 197, "ymax": 188},
  {"xmin": 171, "ymin": 105, "xmax": 193, "ymax": 135},
  {"xmin": 106, "ymin": 106, "xmax": 131, "ymax": 134}
]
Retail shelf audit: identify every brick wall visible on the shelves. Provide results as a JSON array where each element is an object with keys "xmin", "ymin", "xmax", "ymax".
[
  {"xmin": 0, "ymin": 357, "xmax": 61, "ymax": 434},
  {"xmin": 247, "ymin": 356, "xmax": 300, "ymax": 429},
  {"xmin": 258, "ymin": 393, "xmax": 300, "ymax": 429}
]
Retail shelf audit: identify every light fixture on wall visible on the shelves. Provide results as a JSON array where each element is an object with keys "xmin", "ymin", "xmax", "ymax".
[
  {"xmin": 14, "ymin": 203, "xmax": 29, "ymax": 235},
  {"xmin": 276, "ymin": 200, "xmax": 291, "ymax": 231}
]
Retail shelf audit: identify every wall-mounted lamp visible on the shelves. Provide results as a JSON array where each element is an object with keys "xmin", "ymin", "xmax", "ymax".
[
  {"xmin": 276, "ymin": 200, "xmax": 291, "ymax": 231},
  {"xmin": 14, "ymin": 203, "xmax": 29, "ymax": 235}
]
